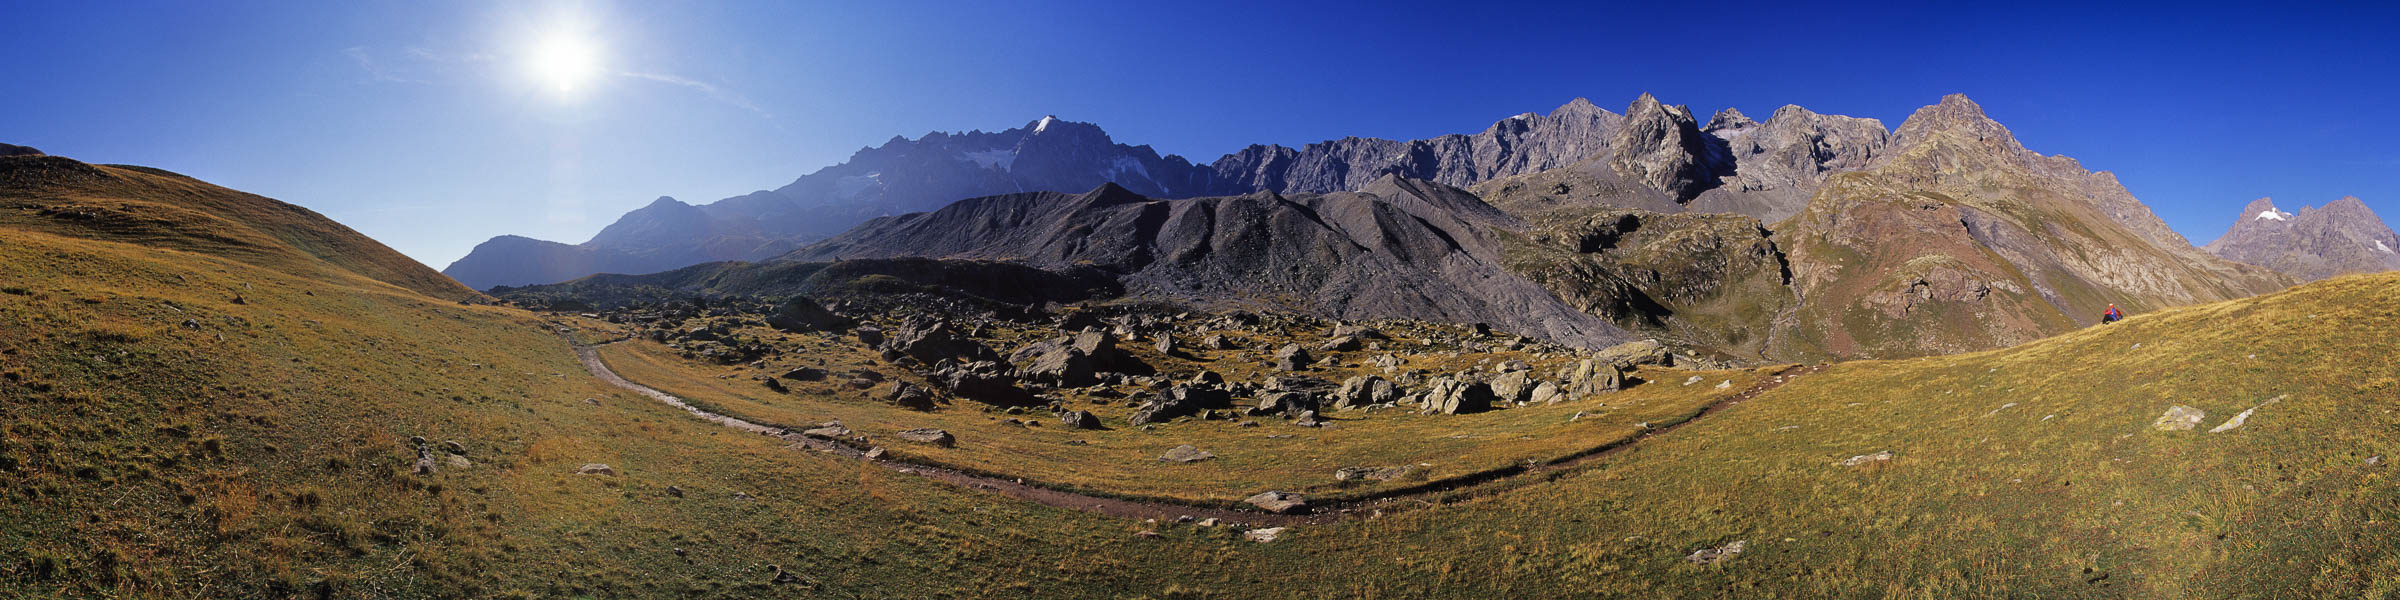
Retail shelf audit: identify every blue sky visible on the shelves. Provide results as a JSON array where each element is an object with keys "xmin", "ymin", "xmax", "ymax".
[{"xmin": 3, "ymin": 1, "xmax": 2395, "ymax": 267}]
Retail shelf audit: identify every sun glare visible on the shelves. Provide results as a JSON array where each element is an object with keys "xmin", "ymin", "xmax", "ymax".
[{"xmin": 526, "ymin": 32, "xmax": 601, "ymax": 95}]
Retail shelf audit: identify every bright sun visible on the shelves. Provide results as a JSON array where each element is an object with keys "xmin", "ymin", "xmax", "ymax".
[{"xmin": 526, "ymin": 32, "xmax": 601, "ymax": 94}]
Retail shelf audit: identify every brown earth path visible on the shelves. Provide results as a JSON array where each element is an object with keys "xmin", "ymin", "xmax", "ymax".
[{"xmin": 566, "ymin": 332, "xmax": 1822, "ymax": 528}]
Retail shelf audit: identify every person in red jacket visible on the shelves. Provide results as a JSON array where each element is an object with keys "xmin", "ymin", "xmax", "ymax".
[{"xmin": 2102, "ymin": 303, "xmax": 2123, "ymax": 324}]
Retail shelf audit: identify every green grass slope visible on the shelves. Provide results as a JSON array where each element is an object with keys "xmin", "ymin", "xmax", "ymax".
[{"xmin": 1213, "ymin": 271, "xmax": 2400, "ymax": 597}]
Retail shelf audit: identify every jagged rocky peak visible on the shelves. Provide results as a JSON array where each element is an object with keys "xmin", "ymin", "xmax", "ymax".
[
  {"xmin": 1889, "ymin": 93, "xmax": 2022, "ymax": 152},
  {"xmin": 1549, "ymin": 97, "xmax": 1615, "ymax": 119},
  {"xmin": 2241, "ymin": 197, "xmax": 2291, "ymax": 222},
  {"xmin": 1609, "ymin": 93, "xmax": 1722, "ymax": 202},
  {"xmin": 1704, "ymin": 107, "xmax": 1758, "ymax": 133}
]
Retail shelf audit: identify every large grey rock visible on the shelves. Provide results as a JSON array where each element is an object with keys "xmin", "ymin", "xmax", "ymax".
[
  {"xmin": 764, "ymin": 296, "xmax": 851, "ymax": 332},
  {"xmin": 1420, "ymin": 377, "xmax": 1496, "ymax": 415},
  {"xmin": 895, "ymin": 428, "xmax": 956, "ymax": 447},
  {"xmin": 1332, "ymin": 375, "xmax": 1397, "ymax": 410},
  {"xmin": 1272, "ymin": 344, "xmax": 1313, "ymax": 371},
  {"xmin": 1159, "ymin": 444, "xmax": 1214, "ymax": 463},
  {"xmin": 1489, "ymin": 371, "xmax": 1536, "ymax": 404},
  {"xmin": 1243, "ymin": 491, "xmax": 1309, "ymax": 514}
]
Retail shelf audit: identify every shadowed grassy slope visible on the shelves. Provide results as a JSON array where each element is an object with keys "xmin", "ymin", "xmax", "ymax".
[{"xmin": 0, "ymin": 154, "xmax": 479, "ymax": 303}]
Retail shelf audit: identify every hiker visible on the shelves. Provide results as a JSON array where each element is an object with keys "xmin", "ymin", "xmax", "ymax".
[{"xmin": 2101, "ymin": 303, "xmax": 2123, "ymax": 324}]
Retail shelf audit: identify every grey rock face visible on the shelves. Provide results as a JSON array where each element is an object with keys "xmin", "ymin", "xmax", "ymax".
[
  {"xmin": 2205, "ymin": 196, "xmax": 2400, "ymax": 281},
  {"xmin": 1207, "ymin": 98, "xmax": 1623, "ymax": 195},
  {"xmin": 1609, "ymin": 93, "xmax": 1722, "ymax": 203},
  {"xmin": 786, "ymin": 178, "xmax": 1634, "ymax": 349}
]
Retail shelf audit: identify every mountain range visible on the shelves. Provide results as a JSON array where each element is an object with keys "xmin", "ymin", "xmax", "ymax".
[
  {"xmin": 2204, "ymin": 196, "xmax": 2400, "ymax": 281},
  {"xmin": 499, "ymin": 95, "xmax": 2300, "ymax": 362},
  {"xmin": 445, "ymin": 94, "xmax": 1902, "ymax": 290}
]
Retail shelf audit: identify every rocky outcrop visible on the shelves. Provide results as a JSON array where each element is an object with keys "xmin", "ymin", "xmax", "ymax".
[{"xmin": 2204, "ymin": 197, "xmax": 2400, "ymax": 281}]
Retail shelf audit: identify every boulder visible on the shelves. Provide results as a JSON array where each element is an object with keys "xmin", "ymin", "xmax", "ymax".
[
  {"xmin": 1204, "ymin": 334, "xmax": 1233, "ymax": 350},
  {"xmin": 1154, "ymin": 335, "xmax": 1175, "ymax": 355},
  {"xmin": 1250, "ymin": 391, "xmax": 1318, "ymax": 417},
  {"xmin": 854, "ymin": 326, "xmax": 885, "ymax": 347},
  {"xmin": 1317, "ymin": 336, "xmax": 1363, "ymax": 353},
  {"xmin": 576, "ymin": 463, "xmax": 617, "ymax": 476},
  {"xmin": 780, "ymin": 367, "xmax": 828, "ymax": 381},
  {"xmin": 887, "ymin": 382, "xmax": 937, "ymax": 411},
  {"xmin": 1061, "ymin": 410, "xmax": 1102, "ymax": 430},
  {"xmin": 1294, "ymin": 409, "xmax": 1324, "ymax": 427},
  {"xmin": 1592, "ymin": 339, "xmax": 1671, "ymax": 369},
  {"xmin": 443, "ymin": 454, "xmax": 473, "ymax": 469},
  {"xmin": 764, "ymin": 297, "xmax": 851, "ymax": 333},
  {"xmin": 802, "ymin": 424, "xmax": 852, "ymax": 439},
  {"xmin": 895, "ymin": 428, "xmax": 956, "ymax": 447},
  {"xmin": 1489, "ymin": 371, "xmax": 1536, "ymax": 404},
  {"xmin": 1273, "ymin": 344, "xmax": 1313, "ymax": 371},
  {"xmin": 1568, "ymin": 359, "xmax": 1624, "ymax": 397},
  {"xmin": 887, "ymin": 320, "xmax": 991, "ymax": 364},
  {"xmin": 1529, "ymin": 381, "xmax": 1566, "ymax": 404},
  {"xmin": 1131, "ymin": 384, "xmax": 1232, "ymax": 425},
  {"xmin": 1686, "ymin": 540, "xmax": 1746, "ymax": 565},
  {"xmin": 441, "ymin": 440, "xmax": 467, "ymax": 455},
  {"xmin": 1014, "ymin": 343, "xmax": 1097, "ymax": 387},
  {"xmin": 1243, "ymin": 491, "xmax": 1309, "ymax": 514},
  {"xmin": 1836, "ymin": 450, "xmax": 1894, "ymax": 467},
  {"xmin": 1160, "ymin": 444, "xmax": 1215, "ymax": 463},
  {"xmin": 1329, "ymin": 324, "xmax": 1386, "ymax": 339},
  {"xmin": 1332, "ymin": 375, "xmax": 1396, "ymax": 410},
  {"xmin": 1420, "ymin": 377, "xmax": 1496, "ymax": 415},
  {"xmin": 1335, "ymin": 465, "xmax": 1413, "ymax": 482},
  {"xmin": 1244, "ymin": 527, "xmax": 1289, "ymax": 543},
  {"xmin": 935, "ymin": 360, "xmax": 1036, "ymax": 405},
  {"xmin": 2153, "ymin": 405, "xmax": 2206, "ymax": 431}
]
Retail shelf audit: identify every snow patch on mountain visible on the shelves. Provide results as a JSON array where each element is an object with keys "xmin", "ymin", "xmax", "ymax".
[
  {"xmin": 963, "ymin": 149, "xmax": 1018, "ymax": 170},
  {"xmin": 2256, "ymin": 210, "xmax": 2289, "ymax": 221},
  {"xmin": 836, "ymin": 173, "xmax": 883, "ymax": 199}
]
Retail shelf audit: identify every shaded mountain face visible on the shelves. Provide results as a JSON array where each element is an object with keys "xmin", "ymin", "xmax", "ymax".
[
  {"xmin": 1204, "ymin": 98, "xmax": 1623, "ymax": 195},
  {"xmin": 784, "ymin": 177, "xmax": 1638, "ymax": 348},
  {"xmin": 0, "ymin": 152, "xmax": 481, "ymax": 302},
  {"xmin": 2204, "ymin": 197, "xmax": 2400, "ymax": 281},
  {"xmin": 443, "ymin": 117, "xmax": 1224, "ymax": 289},
  {"xmin": 0, "ymin": 142, "xmax": 42, "ymax": 156},
  {"xmin": 1767, "ymin": 95, "xmax": 2293, "ymax": 359}
]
